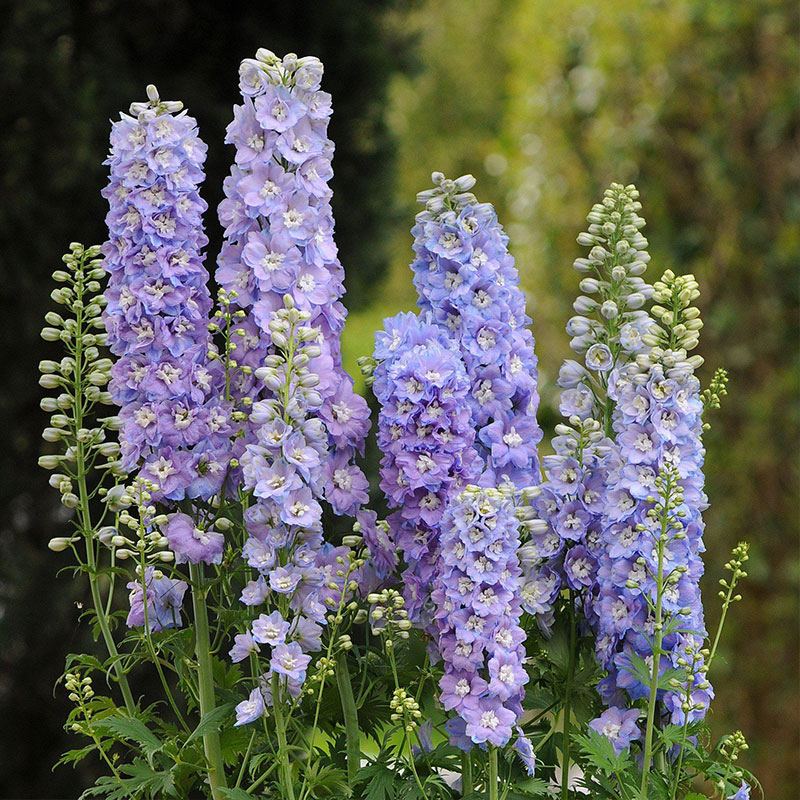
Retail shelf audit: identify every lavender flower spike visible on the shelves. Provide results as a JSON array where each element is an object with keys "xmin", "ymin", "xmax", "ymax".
[
  {"xmin": 434, "ymin": 484, "xmax": 529, "ymax": 750},
  {"xmin": 411, "ymin": 173, "xmax": 543, "ymax": 488},
  {"xmin": 102, "ymin": 85, "xmax": 228, "ymax": 503}
]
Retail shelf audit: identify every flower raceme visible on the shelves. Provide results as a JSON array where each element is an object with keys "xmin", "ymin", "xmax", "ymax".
[
  {"xmin": 593, "ymin": 272, "xmax": 713, "ymax": 728},
  {"xmin": 433, "ymin": 484, "xmax": 529, "ymax": 750},
  {"xmin": 215, "ymin": 48, "xmax": 369, "ymax": 486},
  {"xmin": 101, "ymin": 85, "xmax": 230, "ymax": 504},
  {"xmin": 412, "ymin": 173, "xmax": 543, "ymax": 489}
]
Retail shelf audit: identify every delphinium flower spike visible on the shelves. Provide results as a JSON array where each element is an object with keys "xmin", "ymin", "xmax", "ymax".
[
  {"xmin": 39, "ymin": 242, "xmax": 137, "ymax": 714},
  {"xmin": 518, "ymin": 184, "xmax": 655, "ymax": 636},
  {"xmin": 215, "ymin": 49, "xmax": 369, "ymax": 496},
  {"xmin": 101, "ymin": 85, "xmax": 231, "ymax": 504},
  {"xmin": 412, "ymin": 173, "xmax": 543, "ymax": 488},
  {"xmin": 591, "ymin": 270, "xmax": 713, "ymax": 774},
  {"xmin": 371, "ymin": 312, "xmax": 480, "ymax": 620},
  {"xmin": 434, "ymin": 484, "xmax": 529, "ymax": 751}
]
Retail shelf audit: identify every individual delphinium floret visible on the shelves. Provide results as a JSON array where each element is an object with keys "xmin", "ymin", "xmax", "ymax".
[
  {"xmin": 101, "ymin": 85, "xmax": 232, "ymax": 504},
  {"xmin": 433, "ymin": 484, "xmax": 529, "ymax": 750},
  {"xmin": 371, "ymin": 311, "xmax": 480, "ymax": 621},
  {"xmin": 215, "ymin": 49, "xmax": 369, "ymax": 496},
  {"xmin": 520, "ymin": 184, "xmax": 655, "ymax": 637},
  {"xmin": 412, "ymin": 173, "xmax": 543, "ymax": 489},
  {"xmin": 591, "ymin": 270, "xmax": 712, "ymax": 769}
]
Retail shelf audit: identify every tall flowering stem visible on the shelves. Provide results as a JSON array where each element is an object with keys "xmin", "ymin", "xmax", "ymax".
[
  {"xmin": 190, "ymin": 562, "xmax": 227, "ymax": 799},
  {"xmin": 39, "ymin": 243, "xmax": 135, "ymax": 715},
  {"xmin": 590, "ymin": 269, "xmax": 713, "ymax": 792},
  {"xmin": 216, "ymin": 55, "xmax": 370, "ymax": 793},
  {"xmin": 434, "ymin": 484, "xmax": 528, "ymax": 752}
]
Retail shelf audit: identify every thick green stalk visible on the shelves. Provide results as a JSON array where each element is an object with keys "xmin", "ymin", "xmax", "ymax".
[
  {"xmin": 190, "ymin": 563, "xmax": 227, "ymax": 799},
  {"xmin": 336, "ymin": 650, "xmax": 360, "ymax": 785},
  {"xmin": 272, "ymin": 672, "xmax": 296, "ymax": 800},
  {"xmin": 461, "ymin": 752, "xmax": 473, "ymax": 796},
  {"xmin": 488, "ymin": 747, "xmax": 499, "ymax": 800},
  {"xmin": 561, "ymin": 590, "xmax": 577, "ymax": 800},
  {"xmin": 640, "ymin": 541, "xmax": 666, "ymax": 798}
]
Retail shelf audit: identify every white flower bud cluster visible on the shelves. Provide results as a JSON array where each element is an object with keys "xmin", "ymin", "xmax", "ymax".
[
  {"xmin": 551, "ymin": 415, "xmax": 607, "ymax": 459},
  {"xmin": 39, "ymin": 245, "xmax": 125, "ymax": 524},
  {"xmin": 64, "ymin": 672, "xmax": 96, "ymax": 733},
  {"xmin": 718, "ymin": 541, "xmax": 749, "ymax": 604},
  {"xmin": 239, "ymin": 50, "xmax": 324, "ymax": 92},
  {"xmin": 106, "ymin": 477, "xmax": 172, "ymax": 565},
  {"xmin": 569, "ymin": 183, "xmax": 654, "ymax": 359},
  {"xmin": 716, "ymin": 730, "xmax": 749, "ymax": 791},
  {"xmin": 415, "ymin": 171, "xmax": 481, "ymax": 219},
  {"xmin": 367, "ymin": 588, "xmax": 410, "ymax": 646},
  {"xmin": 671, "ymin": 644, "xmax": 711, "ymax": 715},
  {"xmin": 209, "ymin": 287, "xmax": 253, "ymax": 416},
  {"xmin": 129, "ymin": 84, "xmax": 184, "ymax": 117},
  {"xmin": 252, "ymin": 295, "xmax": 324, "ymax": 415},
  {"xmin": 356, "ymin": 355, "xmax": 377, "ymax": 386},
  {"xmin": 390, "ymin": 687, "xmax": 421, "ymax": 733},
  {"xmin": 635, "ymin": 270, "xmax": 705, "ymax": 378}
]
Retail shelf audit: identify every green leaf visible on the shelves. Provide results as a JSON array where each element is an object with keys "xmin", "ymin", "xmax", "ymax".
[
  {"xmin": 55, "ymin": 744, "xmax": 97, "ymax": 768},
  {"xmin": 92, "ymin": 715, "xmax": 163, "ymax": 758},
  {"xmin": 219, "ymin": 790, "xmax": 254, "ymax": 800},
  {"xmin": 185, "ymin": 702, "xmax": 235, "ymax": 745},
  {"xmin": 354, "ymin": 758, "xmax": 396, "ymax": 800}
]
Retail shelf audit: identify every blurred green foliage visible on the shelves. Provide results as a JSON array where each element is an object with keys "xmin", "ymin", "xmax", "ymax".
[{"xmin": 342, "ymin": 0, "xmax": 799, "ymax": 795}]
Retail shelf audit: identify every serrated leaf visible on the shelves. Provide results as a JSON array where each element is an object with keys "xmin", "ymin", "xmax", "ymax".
[
  {"xmin": 55, "ymin": 744, "xmax": 97, "ymax": 768},
  {"xmin": 92, "ymin": 714, "xmax": 163, "ymax": 757},
  {"xmin": 355, "ymin": 759, "xmax": 396, "ymax": 800},
  {"xmin": 185, "ymin": 702, "xmax": 235, "ymax": 745}
]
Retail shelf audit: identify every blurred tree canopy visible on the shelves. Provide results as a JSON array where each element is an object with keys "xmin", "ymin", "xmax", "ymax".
[{"xmin": 364, "ymin": 0, "xmax": 799, "ymax": 795}]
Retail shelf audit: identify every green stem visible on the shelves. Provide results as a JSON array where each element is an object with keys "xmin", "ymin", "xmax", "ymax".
[
  {"xmin": 138, "ymin": 548, "xmax": 190, "ymax": 732},
  {"xmin": 70, "ymin": 266, "xmax": 135, "ymax": 716},
  {"xmin": 85, "ymin": 531, "xmax": 136, "ymax": 714},
  {"xmin": 190, "ymin": 563, "xmax": 227, "ymax": 799},
  {"xmin": 708, "ymin": 579, "xmax": 737, "ymax": 671},
  {"xmin": 336, "ymin": 650, "xmax": 360, "ymax": 785},
  {"xmin": 640, "ymin": 540, "xmax": 666, "ymax": 798},
  {"xmin": 272, "ymin": 673, "xmax": 296, "ymax": 800},
  {"xmin": 561, "ymin": 590, "xmax": 577, "ymax": 800},
  {"xmin": 489, "ymin": 747, "xmax": 499, "ymax": 800},
  {"xmin": 461, "ymin": 751, "xmax": 473, "ymax": 797}
]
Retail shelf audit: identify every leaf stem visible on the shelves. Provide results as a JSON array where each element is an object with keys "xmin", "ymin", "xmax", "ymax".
[
  {"xmin": 561, "ymin": 590, "xmax": 577, "ymax": 800},
  {"xmin": 190, "ymin": 562, "xmax": 228, "ymax": 799},
  {"xmin": 489, "ymin": 747, "xmax": 499, "ymax": 800},
  {"xmin": 272, "ymin": 673, "xmax": 296, "ymax": 800},
  {"xmin": 336, "ymin": 650, "xmax": 360, "ymax": 785}
]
